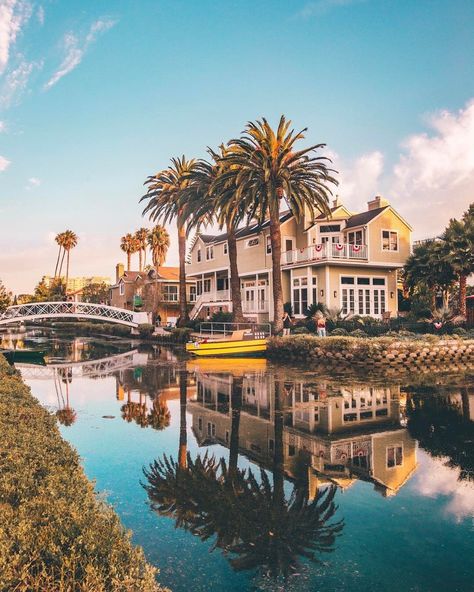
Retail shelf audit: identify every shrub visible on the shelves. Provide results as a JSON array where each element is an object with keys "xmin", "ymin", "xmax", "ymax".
[
  {"xmin": 330, "ymin": 328, "xmax": 348, "ymax": 336},
  {"xmin": 452, "ymin": 327, "xmax": 467, "ymax": 336},
  {"xmin": 138, "ymin": 323, "xmax": 155, "ymax": 338},
  {"xmin": 171, "ymin": 327, "xmax": 193, "ymax": 343},
  {"xmin": 0, "ymin": 355, "xmax": 163, "ymax": 591},
  {"xmin": 350, "ymin": 329, "xmax": 368, "ymax": 338},
  {"xmin": 211, "ymin": 311, "xmax": 234, "ymax": 323},
  {"xmin": 293, "ymin": 326, "xmax": 310, "ymax": 335}
]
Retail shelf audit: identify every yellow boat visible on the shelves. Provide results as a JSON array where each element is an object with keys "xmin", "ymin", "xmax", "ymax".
[
  {"xmin": 187, "ymin": 357, "xmax": 267, "ymax": 374},
  {"xmin": 186, "ymin": 329, "xmax": 268, "ymax": 357}
]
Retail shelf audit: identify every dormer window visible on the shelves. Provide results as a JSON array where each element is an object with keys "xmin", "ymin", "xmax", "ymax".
[
  {"xmin": 246, "ymin": 237, "xmax": 259, "ymax": 248},
  {"xmin": 206, "ymin": 246, "xmax": 214, "ymax": 260},
  {"xmin": 197, "ymin": 248, "xmax": 202, "ymax": 262}
]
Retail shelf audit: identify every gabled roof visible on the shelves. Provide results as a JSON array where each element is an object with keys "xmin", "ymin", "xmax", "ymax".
[
  {"xmin": 121, "ymin": 271, "xmax": 143, "ymax": 282},
  {"xmin": 344, "ymin": 206, "xmax": 389, "ymax": 229},
  {"xmin": 193, "ymin": 211, "xmax": 293, "ymax": 247},
  {"xmin": 315, "ymin": 204, "xmax": 352, "ymax": 221},
  {"xmin": 155, "ymin": 266, "xmax": 179, "ymax": 281}
]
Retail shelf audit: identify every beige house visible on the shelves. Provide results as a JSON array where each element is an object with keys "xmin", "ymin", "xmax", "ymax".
[
  {"xmin": 186, "ymin": 195, "xmax": 412, "ymax": 321},
  {"xmin": 109, "ymin": 263, "xmax": 196, "ymax": 324}
]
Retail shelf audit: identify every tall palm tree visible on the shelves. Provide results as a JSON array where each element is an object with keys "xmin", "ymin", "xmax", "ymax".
[
  {"xmin": 147, "ymin": 225, "xmax": 171, "ymax": 268},
  {"xmin": 442, "ymin": 213, "xmax": 474, "ymax": 316},
  {"xmin": 120, "ymin": 233, "xmax": 138, "ymax": 272},
  {"xmin": 222, "ymin": 116, "xmax": 337, "ymax": 332},
  {"xmin": 141, "ymin": 156, "xmax": 199, "ymax": 326},
  {"xmin": 185, "ymin": 147, "xmax": 246, "ymax": 323},
  {"xmin": 61, "ymin": 230, "xmax": 78, "ymax": 293},
  {"xmin": 54, "ymin": 232, "xmax": 65, "ymax": 278},
  {"xmin": 135, "ymin": 227, "xmax": 149, "ymax": 271}
]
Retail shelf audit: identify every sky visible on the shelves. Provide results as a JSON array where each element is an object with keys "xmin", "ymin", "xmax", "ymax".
[{"xmin": 1, "ymin": 0, "xmax": 474, "ymax": 294}]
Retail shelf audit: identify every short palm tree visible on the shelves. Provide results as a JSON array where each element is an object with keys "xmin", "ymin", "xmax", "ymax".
[
  {"xmin": 120, "ymin": 233, "xmax": 138, "ymax": 272},
  {"xmin": 147, "ymin": 225, "xmax": 171, "ymax": 268},
  {"xmin": 222, "ymin": 116, "xmax": 337, "ymax": 332},
  {"xmin": 61, "ymin": 230, "xmax": 78, "ymax": 293},
  {"xmin": 141, "ymin": 156, "xmax": 199, "ymax": 326},
  {"xmin": 135, "ymin": 228, "xmax": 149, "ymax": 271},
  {"xmin": 442, "ymin": 213, "xmax": 474, "ymax": 316}
]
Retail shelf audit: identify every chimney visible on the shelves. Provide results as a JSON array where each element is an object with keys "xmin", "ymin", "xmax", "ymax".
[
  {"xmin": 368, "ymin": 195, "xmax": 389, "ymax": 211},
  {"xmin": 332, "ymin": 196, "xmax": 341, "ymax": 208},
  {"xmin": 116, "ymin": 263, "xmax": 124, "ymax": 283}
]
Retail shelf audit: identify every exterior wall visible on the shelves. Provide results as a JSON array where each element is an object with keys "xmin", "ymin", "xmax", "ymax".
[
  {"xmin": 367, "ymin": 209, "xmax": 411, "ymax": 265},
  {"xmin": 371, "ymin": 430, "xmax": 417, "ymax": 495}
]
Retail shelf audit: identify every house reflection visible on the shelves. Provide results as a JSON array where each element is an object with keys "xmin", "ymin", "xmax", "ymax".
[{"xmin": 188, "ymin": 361, "xmax": 418, "ymax": 497}]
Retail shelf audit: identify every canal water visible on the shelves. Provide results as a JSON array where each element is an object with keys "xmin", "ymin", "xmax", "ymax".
[{"xmin": 3, "ymin": 329, "xmax": 474, "ymax": 592}]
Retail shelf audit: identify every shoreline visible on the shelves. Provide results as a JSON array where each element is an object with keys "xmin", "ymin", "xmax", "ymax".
[{"xmin": 0, "ymin": 354, "xmax": 165, "ymax": 592}]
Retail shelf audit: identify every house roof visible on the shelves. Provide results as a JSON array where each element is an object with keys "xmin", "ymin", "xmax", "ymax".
[
  {"xmin": 155, "ymin": 266, "xmax": 179, "ymax": 281},
  {"xmin": 195, "ymin": 211, "xmax": 293, "ymax": 247},
  {"xmin": 121, "ymin": 271, "xmax": 143, "ymax": 282},
  {"xmin": 344, "ymin": 206, "xmax": 389, "ymax": 229}
]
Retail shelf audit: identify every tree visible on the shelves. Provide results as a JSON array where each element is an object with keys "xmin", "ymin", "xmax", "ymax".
[
  {"xmin": 81, "ymin": 282, "xmax": 110, "ymax": 304},
  {"xmin": 141, "ymin": 156, "xmax": 199, "ymax": 327},
  {"xmin": 442, "ymin": 210, "xmax": 474, "ymax": 316},
  {"xmin": 61, "ymin": 230, "xmax": 78, "ymax": 293},
  {"xmin": 147, "ymin": 225, "xmax": 170, "ymax": 268},
  {"xmin": 0, "ymin": 279, "xmax": 12, "ymax": 312},
  {"xmin": 54, "ymin": 232, "xmax": 65, "ymax": 278},
  {"xmin": 135, "ymin": 228, "xmax": 149, "ymax": 271},
  {"xmin": 185, "ymin": 147, "xmax": 247, "ymax": 323},
  {"xmin": 222, "ymin": 116, "xmax": 337, "ymax": 332},
  {"xmin": 33, "ymin": 276, "xmax": 65, "ymax": 302},
  {"xmin": 120, "ymin": 233, "xmax": 138, "ymax": 272}
]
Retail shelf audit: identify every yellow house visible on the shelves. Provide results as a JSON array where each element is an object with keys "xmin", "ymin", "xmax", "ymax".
[{"xmin": 186, "ymin": 195, "xmax": 412, "ymax": 321}]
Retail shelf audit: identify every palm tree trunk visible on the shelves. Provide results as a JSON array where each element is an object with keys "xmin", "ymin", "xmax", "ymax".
[
  {"xmin": 178, "ymin": 370, "xmax": 188, "ymax": 470},
  {"xmin": 269, "ymin": 209, "xmax": 284, "ymax": 333},
  {"xmin": 54, "ymin": 246, "xmax": 62, "ymax": 278},
  {"xmin": 143, "ymin": 247, "xmax": 147, "ymax": 268},
  {"xmin": 178, "ymin": 223, "xmax": 188, "ymax": 326},
  {"xmin": 139, "ymin": 249, "xmax": 143, "ymax": 272},
  {"xmin": 127, "ymin": 251, "xmax": 131, "ymax": 272},
  {"xmin": 58, "ymin": 248, "xmax": 66, "ymax": 277},
  {"xmin": 459, "ymin": 274, "xmax": 467, "ymax": 316},
  {"xmin": 229, "ymin": 377, "xmax": 243, "ymax": 478},
  {"xmin": 273, "ymin": 378, "xmax": 285, "ymax": 511},
  {"xmin": 65, "ymin": 250, "xmax": 70, "ymax": 294},
  {"xmin": 227, "ymin": 225, "xmax": 244, "ymax": 323}
]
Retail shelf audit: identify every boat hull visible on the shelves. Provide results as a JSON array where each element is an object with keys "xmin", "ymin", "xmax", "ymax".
[{"xmin": 186, "ymin": 338, "xmax": 267, "ymax": 357}]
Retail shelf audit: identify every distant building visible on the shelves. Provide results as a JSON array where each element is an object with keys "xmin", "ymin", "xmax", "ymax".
[
  {"xmin": 109, "ymin": 263, "xmax": 196, "ymax": 324},
  {"xmin": 43, "ymin": 275, "xmax": 111, "ymax": 292}
]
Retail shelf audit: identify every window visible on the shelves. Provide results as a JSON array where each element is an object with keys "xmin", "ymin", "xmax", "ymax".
[
  {"xmin": 206, "ymin": 245, "xmax": 214, "ymax": 260},
  {"xmin": 225, "ymin": 430, "xmax": 229, "ymax": 444},
  {"xmin": 246, "ymin": 237, "xmax": 259, "ymax": 248},
  {"xmin": 163, "ymin": 285, "xmax": 178, "ymax": 301},
  {"xmin": 119, "ymin": 281, "xmax": 124, "ymax": 296},
  {"xmin": 216, "ymin": 277, "xmax": 229, "ymax": 291},
  {"xmin": 196, "ymin": 280, "xmax": 203, "ymax": 296},
  {"xmin": 197, "ymin": 248, "xmax": 202, "ymax": 262},
  {"xmin": 190, "ymin": 286, "xmax": 197, "ymax": 302},
  {"xmin": 357, "ymin": 277, "xmax": 370, "ymax": 285},
  {"xmin": 288, "ymin": 444, "xmax": 296, "ymax": 457},
  {"xmin": 198, "ymin": 417, "xmax": 203, "ymax": 431},
  {"xmin": 347, "ymin": 230, "xmax": 363, "ymax": 245},
  {"xmin": 207, "ymin": 422, "xmax": 216, "ymax": 437},
  {"xmin": 293, "ymin": 277, "xmax": 308, "ymax": 315},
  {"xmin": 382, "ymin": 230, "xmax": 398, "ymax": 251},
  {"xmin": 266, "ymin": 235, "xmax": 272, "ymax": 254},
  {"xmin": 320, "ymin": 224, "xmax": 341, "ymax": 233},
  {"xmin": 373, "ymin": 278, "xmax": 386, "ymax": 285},
  {"xmin": 387, "ymin": 446, "xmax": 403, "ymax": 468},
  {"xmin": 312, "ymin": 277, "xmax": 317, "ymax": 305},
  {"xmin": 203, "ymin": 279, "xmax": 211, "ymax": 293},
  {"xmin": 341, "ymin": 276, "xmax": 355, "ymax": 284}
]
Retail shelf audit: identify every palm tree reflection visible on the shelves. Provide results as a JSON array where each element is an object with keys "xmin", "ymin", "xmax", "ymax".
[{"xmin": 144, "ymin": 373, "xmax": 343, "ymax": 580}]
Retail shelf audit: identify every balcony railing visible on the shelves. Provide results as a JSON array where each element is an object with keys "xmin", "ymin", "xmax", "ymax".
[
  {"xmin": 242, "ymin": 300, "xmax": 269, "ymax": 313},
  {"xmin": 281, "ymin": 243, "xmax": 368, "ymax": 266},
  {"xmin": 215, "ymin": 289, "xmax": 230, "ymax": 301}
]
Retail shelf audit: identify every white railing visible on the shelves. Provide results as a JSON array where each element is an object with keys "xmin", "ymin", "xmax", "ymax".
[
  {"xmin": 281, "ymin": 243, "xmax": 368, "ymax": 265},
  {"xmin": 242, "ymin": 300, "xmax": 269, "ymax": 313},
  {"xmin": 215, "ymin": 289, "xmax": 230, "ymax": 301}
]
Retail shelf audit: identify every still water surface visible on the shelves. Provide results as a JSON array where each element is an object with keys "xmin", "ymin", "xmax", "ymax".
[{"xmin": 4, "ymin": 329, "xmax": 474, "ymax": 592}]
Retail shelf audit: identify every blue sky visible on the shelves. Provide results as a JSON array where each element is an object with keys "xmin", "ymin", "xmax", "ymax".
[{"xmin": 1, "ymin": 0, "xmax": 474, "ymax": 293}]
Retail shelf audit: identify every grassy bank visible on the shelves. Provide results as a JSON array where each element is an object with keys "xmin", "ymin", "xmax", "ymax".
[
  {"xmin": 267, "ymin": 335, "xmax": 474, "ymax": 371},
  {"xmin": 0, "ymin": 355, "xmax": 166, "ymax": 592}
]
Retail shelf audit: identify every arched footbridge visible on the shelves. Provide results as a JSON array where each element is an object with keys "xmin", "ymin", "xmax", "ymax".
[{"xmin": 0, "ymin": 302, "xmax": 149, "ymax": 328}]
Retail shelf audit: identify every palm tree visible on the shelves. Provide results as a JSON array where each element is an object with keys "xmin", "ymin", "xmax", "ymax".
[
  {"xmin": 147, "ymin": 225, "xmax": 171, "ymax": 268},
  {"xmin": 120, "ymin": 233, "xmax": 138, "ymax": 272},
  {"xmin": 222, "ymin": 116, "xmax": 337, "ymax": 332},
  {"xmin": 135, "ymin": 228, "xmax": 149, "ymax": 271},
  {"xmin": 442, "ymin": 213, "xmax": 474, "ymax": 316},
  {"xmin": 185, "ymin": 147, "xmax": 246, "ymax": 323},
  {"xmin": 147, "ymin": 396, "xmax": 171, "ymax": 431},
  {"xmin": 61, "ymin": 230, "xmax": 78, "ymax": 293},
  {"xmin": 141, "ymin": 156, "xmax": 199, "ymax": 326},
  {"xmin": 54, "ymin": 232, "xmax": 65, "ymax": 278}
]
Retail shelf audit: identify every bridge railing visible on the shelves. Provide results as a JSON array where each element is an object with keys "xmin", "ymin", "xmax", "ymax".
[{"xmin": 0, "ymin": 301, "xmax": 138, "ymax": 326}]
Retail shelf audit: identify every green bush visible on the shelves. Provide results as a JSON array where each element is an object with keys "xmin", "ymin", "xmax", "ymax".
[
  {"xmin": 452, "ymin": 327, "xmax": 467, "ymax": 336},
  {"xmin": 171, "ymin": 327, "xmax": 193, "ymax": 343},
  {"xmin": 350, "ymin": 329, "xmax": 368, "ymax": 338},
  {"xmin": 211, "ymin": 311, "xmax": 234, "ymax": 323},
  {"xmin": 138, "ymin": 323, "xmax": 155, "ymax": 338},
  {"xmin": 293, "ymin": 326, "xmax": 310, "ymax": 335},
  {"xmin": 330, "ymin": 328, "xmax": 348, "ymax": 336},
  {"xmin": 0, "ymin": 355, "xmax": 163, "ymax": 592}
]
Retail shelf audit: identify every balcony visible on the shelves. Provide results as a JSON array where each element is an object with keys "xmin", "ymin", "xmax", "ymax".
[{"xmin": 281, "ymin": 243, "xmax": 368, "ymax": 266}]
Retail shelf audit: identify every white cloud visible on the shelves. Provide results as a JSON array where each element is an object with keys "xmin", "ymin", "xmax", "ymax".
[
  {"xmin": 36, "ymin": 5, "xmax": 44, "ymax": 26},
  {"xmin": 0, "ymin": 120, "xmax": 5, "ymax": 132},
  {"xmin": 25, "ymin": 176, "xmax": 41, "ymax": 189},
  {"xmin": 0, "ymin": 155, "xmax": 11, "ymax": 171},
  {"xmin": 44, "ymin": 18, "xmax": 117, "ymax": 90},
  {"xmin": 0, "ymin": 57, "xmax": 41, "ymax": 107},
  {"xmin": 297, "ymin": 0, "xmax": 368, "ymax": 18},
  {"xmin": 0, "ymin": 0, "xmax": 32, "ymax": 74},
  {"xmin": 414, "ymin": 455, "xmax": 474, "ymax": 522}
]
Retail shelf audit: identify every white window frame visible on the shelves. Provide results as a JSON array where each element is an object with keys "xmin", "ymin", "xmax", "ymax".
[
  {"xmin": 119, "ymin": 281, "xmax": 124, "ymax": 296},
  {"xmin": 266, "ymin": 235, "xmax": 272, "ymax": 254},
  {"xmin": 197, "ymin": 248, "xmax": 202, "ymax": 263},
  {"xmin": 223, "ymin": 242, "xmax": 228, "ymax": 255},
  {"xmin": 206, "ymin": 245, "xmax": 214, "ymax": 260},
  {"xmin": 245, "ymin": 237, "xmax": 260, "ymax": 248},
  {"xmin": 203, "ymin": 279, "xmax": 211, "ymax": 293},
  {"xmin": 339, "ymin": 274, "xmax": 387, "ymax": 317},
  {"xmin": 347, "ymin": 229, "xmax": 364, "ymax": 245},
  {"xmin": 386, "ymin": 444, "xmax": 404, "ymax": 468},
  {"xmin": 381, "ymin": 229, "xmax": 399, "ymax": 252}
]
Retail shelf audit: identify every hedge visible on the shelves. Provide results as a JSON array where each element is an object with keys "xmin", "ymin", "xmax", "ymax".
[{"xmin": 0, "ymin": 355, "xmax": 166, "ymax": 592}]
